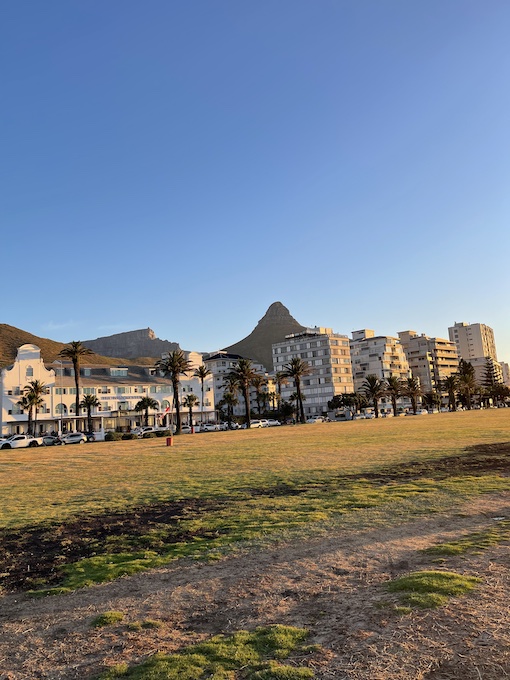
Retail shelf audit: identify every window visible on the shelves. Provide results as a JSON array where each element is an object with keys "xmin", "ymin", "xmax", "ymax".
[
  {"xmin": 83, "ymin": 369, "xmax": 91, "ymax": 376},
  {"xmin": 111, "ymin": 368, "xmax": 128, "ymax": 377},
  {"xmin": 26, "ymin": 366, "xmax": 33, "ymax": 377},
  {"xmin": 83, "ymin": 387, "xmax": 96, "ymax": 395}
]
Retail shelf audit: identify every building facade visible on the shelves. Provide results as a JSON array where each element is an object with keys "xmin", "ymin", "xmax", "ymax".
[
  {"xmin": 448, "ymin": 321, "xmax": 500, "ymax": 384},
  {"xmin": 398, "ymin": 331, "xmax": 459, "ymax": 393},
  {"xmin": 272, "ymin": 327, "xmax": 354, "ymax": 417},
  {"xmin": 0, "ymin": 344, "xmax": 215, "ymax": 436},
  {"xmin": 349, "ymin": 329, "xmax": 410, "ymax": 392}
]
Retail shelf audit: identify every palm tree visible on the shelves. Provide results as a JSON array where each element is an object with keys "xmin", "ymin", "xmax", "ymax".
[
  {"xmin": 403, "ymin": 376, "xmax": 423, "ymax": 414},
  {"xmin": 80, "ymin": 394, "xmax": 101, "ymax": 433},
  {"xmin": 282, "ymin": 357, "xmax": 311, "ymax": 424},
  {"xmin": 251, "ymin": 374, "xmax": 268, "ymax": 416},
  {"xmin": 23, "ymin": 380, "xmax": 47, "ymax": 435},
  {"xmin": 134, "ymin": 395, "xmax": 159, "ymax": 427},
  {"xmin": 442, "ymin": 375, "xmax": 458, "ymax": 411},
  {"xmin": 59, "ymin": 341, "xmax": 94, "ymax": 428},
  {"xmin": 155, "ymin": 350, "xmax": 193, "ymax": 434},
  {"xmin": 183, "ymin": 393, "xmax": 199, "ymax": 429},
  {"xmin": 457, "ymin": 359, "xmax": 477, "ymax": 410},
  {"xmin": 16, "ymin": 394, "xmax": 33, "ymax": 435},
  {"xmin": 385, "ymin": 376, "xmax": 402, "ymax": 417},
  {"xmin": 274, "ymin": 371, "xmax": 289, "ymax": 401},
  {"xmin": 221, "ymin": 391, "xmax": 239, "ymax": 429},
  {"xmin": 361, "ymin": 375, "xmax": 386, "ymax": 418},
  {"xmin": 227, "ymin": 358, "xmax": 258, "ymax": 428},
  {"xmin": 194, "ymin": 364, "xmax": 211, "ymax": 424}
]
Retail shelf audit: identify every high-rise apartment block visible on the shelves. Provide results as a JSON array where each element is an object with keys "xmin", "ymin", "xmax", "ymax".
[
  {"xmin": 272, "ymin": 327, "xmax": 353, "ymax": 416},
  {"xmin": 398, "ymin": 331, "xmax": 459, "ymax": 393},
  {"xmin": 448, "ymin": 322, "xmax": 499, "ymax": 383},
  {"xmin": 349, "ymin": 330, "xmax": 410, "ymax": 392}
]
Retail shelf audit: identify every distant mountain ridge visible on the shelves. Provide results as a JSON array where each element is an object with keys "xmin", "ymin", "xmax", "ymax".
[
  {"xmin": 83, "ymin": 328, "xmax": 180, "ymax": 360},
  {"xmin": 223, "ymin": 302, "xmax": 306, "ymax": 371},
  {"xmin": 0, "ymin": 324, "xmax": 149, "ymax": 369}
]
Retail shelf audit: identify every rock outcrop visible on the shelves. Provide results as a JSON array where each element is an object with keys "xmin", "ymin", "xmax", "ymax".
[
  {"xmin": 83, "ymin": 328, "xmax": 179, "ymax": 360},
  {"xmin": 223, "ymin": 302, "xmax": 305, "ymax": 371}
]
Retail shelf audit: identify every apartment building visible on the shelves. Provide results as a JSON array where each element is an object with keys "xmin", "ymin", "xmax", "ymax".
[
  {"xmin": 398, "ymin": 331, "xmax": 459, "ymax": 393},
  {"xmin": 349, "ymin": 330, "xmax": 410, "ymax": 392},
  {"xmin": 448, "ymin": 321, "xmax": 500, "ymax": 384},
  {"xmin": 203, "ymin": 351, "xmax": 271, "ymax": 419},
  {"xmin": 0, "ymin": 344, "xmax": 215, "ymax": 436},
  {"xmin": 272, "ymin": 327, "xmax": 353, "ymax": 417}
]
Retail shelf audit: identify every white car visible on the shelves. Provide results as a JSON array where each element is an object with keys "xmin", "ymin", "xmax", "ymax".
[
  {"xmin": 266, "ymin": 419, "xmax": 281, "ymax": 427},
  {"xmin": 306, "ymin": 416, "xmax": 324, "ymax": 424},
  {"xmin": 200, "ymin": 423, "xmax": 221, "ymax": 432},
  {"xmin": 60, "ymin": 432, "xmax": 88, "ymax": 445},
  {"xmin": 250, "ymin": 419, "xmax": 269, "ymax": 428}
]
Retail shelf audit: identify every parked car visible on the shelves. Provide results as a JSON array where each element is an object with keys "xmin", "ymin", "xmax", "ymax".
[
  {"xmin": 42, "ymin": 435, "xmax": 63, "ymax": 446},
  {"xmin": 60, "ymin": 432, "xmax": 88, "ymax": 445},
  {"xmin": 306, "ymin": 416, "xmax": 324, "ymax": 424},
  {"xmin": 266, "ymin": 419, "xmax": 281, "ymax": 427},
  {"xmin": 132, "ymin": 426, "xmax": 161, "ymax": 438},
  {"xmin": 200, "ymin": 422, "xmax": 221, "ymax": 432},
  {"xmin": 352, "ymin": 413, "xmax": 366, "ymax": 420},
  {"xmin": 180, "ymin": 425, "xmax": 193, "ymax": 434},
  {"xmin": 250, "ymin": 419, "xmax": 269, "ymax": 428}
]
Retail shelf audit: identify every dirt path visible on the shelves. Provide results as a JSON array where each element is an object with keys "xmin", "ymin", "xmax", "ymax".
[{"xmin": 1, "ymin": 494, "xmax": 509, "ymax": 679}]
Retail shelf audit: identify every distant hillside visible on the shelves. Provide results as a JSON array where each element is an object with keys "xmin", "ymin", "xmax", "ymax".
[
  {"xmin": 0, "ymin": 324, "xmax": 150, "ymax": 369},
  {"xmin": 223, "ymin": 302, "xmax": 306, "ymax": 371},
  {"xmin": 83, "ymin": 328, "xmax": 179, "ymax": 360}
]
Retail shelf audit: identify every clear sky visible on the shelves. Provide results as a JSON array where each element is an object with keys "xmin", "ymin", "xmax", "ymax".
[{"xmin": 2, "ymin": 1, "xmax": 510, "ymax": 360}]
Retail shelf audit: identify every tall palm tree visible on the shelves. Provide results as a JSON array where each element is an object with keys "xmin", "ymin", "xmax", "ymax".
[
  {"xmin": 134, "ymin": 395, "xmax": 159, "ymax": 427},
  {"xmin": 283, "ymin": 357, "xmax": 311, "ymax": 424},
  {"xmin": 441, "ymin": 375, "xmax": 458, "ymax": 411},
  {"xmin": 59, "ymin": 341, "xmax": 94, "ymax": 428},
  {"xmin": 227, "ymin": 358, "xmax": 258, "ymax": 428},
  {"xmin": 183, "ymin": 393, "xmax": 199, "ymax": 429},
  {"xmin": 274, "ymin": 371, "xmax": 289, "ymax": 401},
  {"xmin": 385, "ymin": 376, "xmax": 402, "ymax": 417},
  {"xmin": 16, "ymin": 394, "xmax": 33, "ymax": 435},
  {"xmin": 194, "ymin": 364, "xmax": 212, "ymax": 424},
  {"xmin": 80, "ymin": 394, "xmax": 101, "ymax": 433},
  {"xmin": 23, "ymin": 380, "xmax": 47, "ymax": 435},
  {"xmin": 155, "ymin": 351, "xmax": 193, "ymax": 434},
  {"xmin": 361, "ymin": 375, "xmax": 386, "ymax": 418},
  {"xmin": 251, "ymin": 374, "xmax": 268, "ymax": 416},
  {"xmin": 456, "ymin": 359, "xmax": 477, "ymax": 411},
  {"xmin": 221, "ymin": 391, "xmax": 239, "ymax": 429},
  {"xmin": 403, "ymin": 376, "xmax": 423, "ymax": 414}
]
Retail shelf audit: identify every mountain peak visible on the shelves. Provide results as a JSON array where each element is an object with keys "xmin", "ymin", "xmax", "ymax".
[{"xmin": 223, "ymin": 302, "xmax": 305, "ymax": 371}]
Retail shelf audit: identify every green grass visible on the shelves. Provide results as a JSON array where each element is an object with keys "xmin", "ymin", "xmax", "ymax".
[
  {"xmin": 2, "ymin": 410, "xmax": 509, "ymax": 530},
  {"xmin": 91, "ymin": 611, "xmax": 125, "ymax": 628},
  {"xmin": 3, "ymin": 410, "xmax": 510, "ymax": 594},
  {"xmin": 422, "ymin": 520, "xmax": 510, "ymax": 556},
  {"xmin": 387, "ymin": 570, "xmax": 481, "ymax": 608},
  {"xmin": 98, "ymin": 625, "xmax": 314, "ymax": 679}
]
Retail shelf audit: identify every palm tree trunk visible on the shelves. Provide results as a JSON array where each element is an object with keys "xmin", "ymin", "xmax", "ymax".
[{"xmin": 73, "ymin": 359, "xmax": 80, "ymax": 430}]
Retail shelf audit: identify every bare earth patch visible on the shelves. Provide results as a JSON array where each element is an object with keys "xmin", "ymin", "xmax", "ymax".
[{"xmin": 1, "ymin": 493, "xmax": 509, "ymax": 679}]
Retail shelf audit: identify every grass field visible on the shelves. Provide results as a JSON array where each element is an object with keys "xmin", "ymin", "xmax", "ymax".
[
  {"xmin": 2, "ymin": 409, "xmax": 510, "ymax": 594},
  {"xmin": 2, "ymin": 410, "xmax": 510, "ymax": 530}
]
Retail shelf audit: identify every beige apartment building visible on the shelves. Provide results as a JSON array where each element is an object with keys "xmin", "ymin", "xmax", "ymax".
[
  {"xmin": 448, "ymin": 321, "xmax": 502, "ymax": 383},
  {"xmin": 349, "ymin": 329, "xmax": 410, "ymax": 393},
  {"xmin": 272, "ymin": 327, "xmax": 353, "ymax": 417},
  {"xmin": 398, "ymin": 331, "xmax": 459, "ymax": 393}
]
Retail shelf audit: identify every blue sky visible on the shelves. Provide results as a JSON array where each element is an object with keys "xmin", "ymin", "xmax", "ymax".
[{"xmin": 2, "ymin": 1, "xmax": 510, "ymax": 360}]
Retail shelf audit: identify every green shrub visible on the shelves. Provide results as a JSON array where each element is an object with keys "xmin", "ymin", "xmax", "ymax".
[
  {"xmin": 142, "ymin": 432, "xmax": 157, "ymax": 438},
  {"xmin": 104, "ymin": 431, "xmax": 123, "ymax": 441},
  {"xmin": 122, "ymin": 433, "xmax": 138, "ymax": 440}
]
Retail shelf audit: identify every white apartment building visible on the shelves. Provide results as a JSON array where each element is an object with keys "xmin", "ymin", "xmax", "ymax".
[
  {"xmin": 0, "ymin": 344, "xmax": 215, "ymax": 436},
  {"xmin": 448, "ymin": 321, "xmax": 500, "ymax": 384},
  {"xmin": 272, "ymin": 327, "xmax": 353, "ymax": 417},
  {"xmin": 500, "ymin": 361, "xmax": 510, "ymax": 387},
  {"xmin": 398, "ymin": 331, "xmax": 459, "ymax": 393},
  {"xmin": 349, "ymin": 330, "xmax": 410, "ymax": 392},
  {"xmin": 203, "ymin": 351, "xmax": 270, "ymax": 419}
]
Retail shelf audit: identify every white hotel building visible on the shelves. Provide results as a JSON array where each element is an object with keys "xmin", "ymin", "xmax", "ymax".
[{"xmin": 0, "ymin": 344, "xmax": 215, "ymax": 436}]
